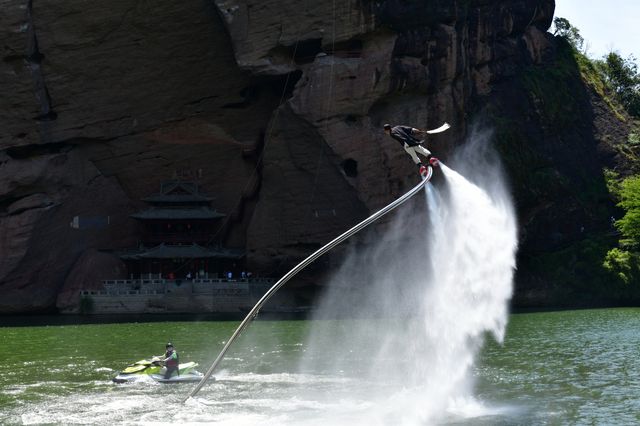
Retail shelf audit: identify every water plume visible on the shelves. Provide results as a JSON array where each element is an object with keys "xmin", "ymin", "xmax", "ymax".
[{"xmin": 299, "ymin": 128, "xmax": 518, "ymax": 423}]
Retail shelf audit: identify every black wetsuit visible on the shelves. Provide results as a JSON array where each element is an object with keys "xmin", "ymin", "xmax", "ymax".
[{"xmin": 389, "ymin": 125, "xmax": 423, "ymax": 147}]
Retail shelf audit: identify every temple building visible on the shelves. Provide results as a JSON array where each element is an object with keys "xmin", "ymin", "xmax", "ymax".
[
  {"xmin": 72, "ymin": 180, "xmax": 301, "ymax": 316},
  {"xmin": 118, "ymin": 181, "xmax": 244, "ymax": 280}
]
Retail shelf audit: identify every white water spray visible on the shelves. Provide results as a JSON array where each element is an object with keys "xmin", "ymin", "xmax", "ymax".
[{"xmin": 300, "ymin": 132, "xmax": 518, "ymax": 424}]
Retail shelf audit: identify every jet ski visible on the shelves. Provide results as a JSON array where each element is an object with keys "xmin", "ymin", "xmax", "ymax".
[{"xmin": 112, "ymin": 356, "xmax": 206, "ymax": 383}]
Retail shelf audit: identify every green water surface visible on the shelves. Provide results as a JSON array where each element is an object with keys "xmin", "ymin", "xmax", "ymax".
[{"xmin": 1, "ymin": 309, "xmax": 639, "ymax": 425}]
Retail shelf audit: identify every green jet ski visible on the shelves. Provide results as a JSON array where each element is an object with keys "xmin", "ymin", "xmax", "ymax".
[{"xmin": 112, "ymin": 356, "xmax": 206, "ymax": 383}]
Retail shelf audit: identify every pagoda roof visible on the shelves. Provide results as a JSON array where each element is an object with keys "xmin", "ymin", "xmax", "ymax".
[
  {"xmin": 142, "ymin": 194, "xmax": 213, "ymax": 203},
  {"xmin": 118, "ymin": 243, "xmax": 244, "ymax": 259},
  {"xmin": 130, "ymin": 207, "xmax": 225, "ymax": 220},
  {"xmin": 142, "ymin": 181, "xmax": 214, "ymax": 204}
]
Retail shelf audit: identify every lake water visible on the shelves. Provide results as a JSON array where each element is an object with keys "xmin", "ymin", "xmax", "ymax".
[{"xmin": 2, "ymin": 308, "xmax": 640, "ymax": 425}]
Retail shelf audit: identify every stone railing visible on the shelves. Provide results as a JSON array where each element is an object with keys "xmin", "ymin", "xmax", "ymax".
[{"xmin": 80, "ymin": 277, "xmax": 275, "ymax": 296}]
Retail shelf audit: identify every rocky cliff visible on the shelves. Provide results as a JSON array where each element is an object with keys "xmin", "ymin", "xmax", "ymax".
[{"xmin": 0, "ymin": 0, "xmax": 627, "ymax": 313}]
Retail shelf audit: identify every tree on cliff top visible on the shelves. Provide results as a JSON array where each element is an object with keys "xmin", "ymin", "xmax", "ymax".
[{"xmin": 553, "ymin": 17, "xmax": 584, "ymax": 53}]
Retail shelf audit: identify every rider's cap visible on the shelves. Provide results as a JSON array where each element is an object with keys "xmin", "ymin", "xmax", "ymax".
[
  {"xmin": 166, "ymin": 342, "xmax": 173, "ymax": 348},
  {"xmin": 383, "ymin": 124, "xmax": 391, "ymax": 130}
]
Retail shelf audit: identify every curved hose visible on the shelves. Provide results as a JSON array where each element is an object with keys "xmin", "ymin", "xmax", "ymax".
[{"xmin": 184, "ymin": 167, "xmax": 433, "ymax": 402}]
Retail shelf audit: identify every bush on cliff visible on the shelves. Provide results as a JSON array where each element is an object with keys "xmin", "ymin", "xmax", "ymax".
[
  {"xmin": 600, "ymin": 52, "xmax": 640, "ymax": 118},
  {"xmin": 614, "ymin": 174, "xmax": 640, "ymax": 246},
  {"xmin": 603, "ymin": 175, "xmax": 640, "ymax": 289}
]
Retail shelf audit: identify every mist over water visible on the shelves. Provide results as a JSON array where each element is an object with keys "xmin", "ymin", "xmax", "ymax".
[{"xmin": 300, "ymin": 130, "xmax": 518, "ymax": 423}]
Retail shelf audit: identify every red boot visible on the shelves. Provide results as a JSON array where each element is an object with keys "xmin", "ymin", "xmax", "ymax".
[
  {"xmin": 419, "ymin": 164, "xmax": 428, "ymax": 177},
  {"xmin": 429, "ymin": 156, "xmax": 439, "ymax": 167}
]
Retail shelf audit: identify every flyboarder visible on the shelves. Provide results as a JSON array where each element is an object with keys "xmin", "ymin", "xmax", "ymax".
[{"xmin": 383, "ymin": 122, "xmax": 450, "ymax": 177}]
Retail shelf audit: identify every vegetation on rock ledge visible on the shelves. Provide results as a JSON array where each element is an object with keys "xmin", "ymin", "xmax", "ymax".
[{"xmin": 554, "ymin": 17, "xmax": 640, "ymax": 303}]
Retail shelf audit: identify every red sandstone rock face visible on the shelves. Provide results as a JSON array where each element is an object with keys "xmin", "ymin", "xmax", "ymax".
[
  {"xmin": 56, "ymin": 249, "xmax": 127, "ymax": 313},
  {"xmin": 0, "ymin": 0, "xmax": 280, "ymax": 312},
  {"xmin": 1, "ymin": 0, "xmax": 601, "ymax": 313},
  {"xmin": 0, "ymin": 147, "xmax": 138, "ymax": 313}
]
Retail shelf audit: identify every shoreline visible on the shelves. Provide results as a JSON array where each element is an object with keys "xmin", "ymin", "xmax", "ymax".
[{"xmin": 3, "ymin": 305, "xmax": 640, "ymax": 327}]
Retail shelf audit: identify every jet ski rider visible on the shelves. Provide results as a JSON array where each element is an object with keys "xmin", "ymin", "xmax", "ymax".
[{"xmin": 161, "ymin": 343, "xmax": 179, "ymax": 379}]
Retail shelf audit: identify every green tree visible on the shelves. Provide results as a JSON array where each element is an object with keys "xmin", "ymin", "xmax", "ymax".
[
  {"xmin": 604, "ymin": 248, "xmax": 634, "ymax": 284},
  {"xmin": 603, "ymin": 175, "xmax": 640, "ymax": 288},
  {"xmin": 603, "ymin": 52, "xmax": 640, "ymax": 117},
  {"xmin": 615, "ymin": 175, "xmax": 640, "ymax": 246},
  {"xmin": 553, "ymin": 17, "xmax": 584, "ymax": 52}
]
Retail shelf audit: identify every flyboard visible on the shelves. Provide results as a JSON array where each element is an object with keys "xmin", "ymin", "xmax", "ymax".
[
  {"xmin": 424, "ymin": 122, "xmax": 450, "ymax": 134},
  {"xmin": 183, "ymin": 165, "xmax": 435, "ymax": 402}
]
